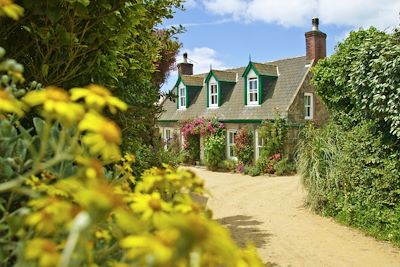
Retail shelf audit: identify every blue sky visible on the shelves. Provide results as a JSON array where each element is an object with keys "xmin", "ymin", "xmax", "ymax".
[{"xmin": 161, "ymin": 0, "xmax": 400, "ymax": 91}]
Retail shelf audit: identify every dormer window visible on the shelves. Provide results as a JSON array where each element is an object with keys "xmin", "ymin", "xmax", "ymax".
[
  {"xmin": 175, "ymin": 75, "xmax": 203, "ymax": 110},
  {"xmin": 242, "ymin": 61, "xmax": 278, "ymax": 106},
  {"xmin": 248, "ymin": 77, "xmax": 258, "ymax": 105},
  {"xmin": 209, "ymin": 83, "xmax": 218, "ymax": 108},
  {"xmin": 178, "ymin": 83, "xmax": 186, "ymax": 109}
]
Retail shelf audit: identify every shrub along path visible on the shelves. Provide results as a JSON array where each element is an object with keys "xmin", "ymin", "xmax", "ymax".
[{"xmin": 187, "ymin": 167, "xmax": 400, "ymax": 267}]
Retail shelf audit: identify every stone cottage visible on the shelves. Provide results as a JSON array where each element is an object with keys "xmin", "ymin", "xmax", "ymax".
[{"xmin": 157, "ymin": 17, "xmax": 329, "ymax": 162}]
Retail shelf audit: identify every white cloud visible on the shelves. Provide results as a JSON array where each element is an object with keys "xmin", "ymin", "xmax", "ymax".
[
  {"xmin": 200, "ymin": 0, "xmax": 400, "ymax": 29},
  {"xmin": 178, "ymin": 47, "xmax": 227, "ymax": 74},
  {"xmin": 183, "ymin": 0, "xmax": 198, "ymax": 9}
]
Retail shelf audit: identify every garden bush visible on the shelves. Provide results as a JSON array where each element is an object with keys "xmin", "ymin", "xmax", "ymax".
[
  {"xmin": 218, "ymin": 159, "xmax": 237, "ymax": 172},
  {"xmin": 297, "ymin": 122, "xmax": 400, "ymax": 243},
  {"xmin": 244, "ymin": 165, "xmax": 262, "ymax": 177},
  {"xmin": 258, "ymin": 118, "xmax": 288, "ymax": 158},
  {"xmin": 233, "ymin": 127, "xmax": 254, "ymax": 165},
  {"xmin": 204, "ymin": 130, "xmax": 226, "ymax": 170},
  {"xmin": 304, "ymin": 26, "xmax": 400, "ymax": 244},
  {"xmin": 274, "ymin": 158, "xmax": 296, "ymax": 176}
]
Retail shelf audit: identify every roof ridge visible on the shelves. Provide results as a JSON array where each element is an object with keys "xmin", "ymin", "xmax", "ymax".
[
  {"xmin": 212, "ymin": 69, "xmax": 237, "ymax": 73},
  {"xmin": 191, "ymin": 55, "xmax": 307, "ymax": 76},
  {"xmin": 265, "ymin": 55, "xmax": 306, "ymax": 64}
]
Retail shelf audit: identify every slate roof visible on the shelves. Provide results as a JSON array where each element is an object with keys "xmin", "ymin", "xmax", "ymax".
[
  {"xmin": 212, "ymin": 70, "xmax": 237, "ymax": 82},
  {"xmin": 180, "ymin": 75, "xmax": 203, "ymax": 87},
  {"xmin": 159, "ymin": 56, "xmax": 312, "ymax": 121}
]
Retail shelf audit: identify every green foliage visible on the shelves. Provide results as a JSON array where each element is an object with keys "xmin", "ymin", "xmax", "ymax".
[
  {"xmin": 218, "ymin": 159, "xmax": 237, "ymax": 172},
  {"xmin": 244, "ymin": 165, "xmax": 262, "ymax": 177},
  {"xmin": 258, "ymin": 118, "xmax": 288, "ymax": 158},
  {"xmin": 185, "ymin": 134, "xmax": 200, "ymax": 164},
  {"xmin": 297, "ymin": 121, "xmax": 400, "ymax": 243},
  {"xmin": 159, "ymin": 133, "xmax": 185, "ymax": 168},
  {"xmin": 312, "ymin": 27, "xmax": 400, "ymax": 138},
  {"xmin": 274, "ymin": 158, "xmax": 296, "ymax": 176},
  {"xmin": 204, "ymin": 130, "xmax": 226, "ymax": 170},
  {"xmin": 131, "ymin": 144, "xmax": 160, "ymax": 177},
  {"xmin": 233, "ymin": 127, "xmax": 254, "ymax": 165}
]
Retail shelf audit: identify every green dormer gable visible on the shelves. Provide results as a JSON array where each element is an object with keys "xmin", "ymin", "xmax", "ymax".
[
  {"xmin": 174, "ymin": 75, "xmax": 203, "ymax": 109},
  {"xmin": 242, "ymin": 62, "xmax": 278, "ymax": 106},
  {"xmin": 242, "ymin": 62, "xmax": 278, "ymax": 78},
  {"xmin": 205, "ymin": 70, "xmax": 237, "ymax": 108},
  {"xmin": 205, "ymin": 70, "xmax": 237, "ymax": 83}
]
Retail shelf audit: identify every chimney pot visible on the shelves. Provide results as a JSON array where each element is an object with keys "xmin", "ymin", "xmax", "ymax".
[
  {"xmin": 312, "ymin": 17, "xmax": 319, "ymax": 31},
  {"xmin": 183, "ymin": 52, "xmax": 188, "ymax": 63}
]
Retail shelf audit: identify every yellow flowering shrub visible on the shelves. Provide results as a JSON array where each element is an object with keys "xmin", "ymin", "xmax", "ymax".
[{"xmin": 0, "ymin": 47, "xmax": 264, "ymax": 266}]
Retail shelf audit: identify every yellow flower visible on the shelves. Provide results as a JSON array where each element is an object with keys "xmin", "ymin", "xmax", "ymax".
[
  {"xmin": 130, "ymin": 192, "xmax": 172, "ymax": 220},
  {"xmin": 119, "ymin": 235, "xmax": 173, "ymax": 264},
  {"xmin": 95, "ymin": 229, "xmax": 112, "ymax": 241},
  {"xmin": 0, "ymin": 0, "xmax": 24, "ymax": 20},
  {"xmin": 79, "ymin": 111, "xmax": 122, "ymax": 162},
  {"xmin": 25, "ymin": 238, "xmax": 60, "ymax": 267},
  {"xmin": 25, "ymin": 197, "xmax": 76, "ymax": 234},
  {"xmin": 0, "ymin": 88, "xmax": 24, "ymax": 116},
  {"xmin": 71, "ymin": 84, "xmax": 127, "ymax": 114},
  {"xmin": 22, "ymin": 86, "xmax": 85, "ymax": 124}
]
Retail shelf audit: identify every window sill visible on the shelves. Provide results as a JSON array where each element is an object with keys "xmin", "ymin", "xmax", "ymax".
[
  {"xmin": 246, "ymin": 104, "xmax": 261, "ymax": 107},
  {"xmin": 208, "ymin": 106, "xmax": 219, "ymax": 109},
  {"xmin": 305, "ymin": 117, "xmax": 313, "ymax": 120},
  {"xmin": 178, "ymin": 107, "xmax": 187, "ymax": 111}
]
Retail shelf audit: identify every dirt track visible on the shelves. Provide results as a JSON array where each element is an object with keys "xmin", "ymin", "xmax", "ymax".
[{"xmin": 187, "ymin": 167, "xmax": 400, "ymax": 267}]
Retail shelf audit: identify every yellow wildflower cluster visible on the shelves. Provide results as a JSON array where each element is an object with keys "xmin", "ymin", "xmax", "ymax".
[
  {"xmin": 0, "ymin": 76, "xmax": 263, "ymax": 266},
  {"xmin": 18, "ymin": 85, "xmax": 127, "ymax": 162},
  {"xmin": 22, "ymin": 161, "xmax": 263, "ymax": 267}
]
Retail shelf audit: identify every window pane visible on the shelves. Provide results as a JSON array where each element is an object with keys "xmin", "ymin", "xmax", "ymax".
[{"xmin": 304, "ymin": 95, "xmax": 310, "ymax": 105}]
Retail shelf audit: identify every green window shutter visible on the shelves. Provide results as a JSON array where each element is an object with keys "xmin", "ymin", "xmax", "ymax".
[
  {"xmin": 258, "ymin": 75, "xmax": 262, "ymax": 105},
  {"xmin": 185, "ymin": 87, "xmax": 189, "ymax": 108},
  {"xmin": 206, "ymin": 82, "xmax": 209, "ymax": 108},
  {"xmin": 176, "ymin": 87, "xmax": 179, "ymax": 109},
  {"xmin": 244, "ymin": 77, "xmax": 247, "ymax": 105},
  {"xmin": 217, "ymin": 82, "xmax": 221, "ymax": 107}
]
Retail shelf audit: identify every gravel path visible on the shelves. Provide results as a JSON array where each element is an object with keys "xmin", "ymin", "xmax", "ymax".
[{"xmin": 187, "ymin": 167, "xmax": 400, "ymax": 267}]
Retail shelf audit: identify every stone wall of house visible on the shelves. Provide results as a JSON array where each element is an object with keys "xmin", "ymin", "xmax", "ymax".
[{"xmin": 287, "ymin": 73, "xmax": 329, "ymax": 127}]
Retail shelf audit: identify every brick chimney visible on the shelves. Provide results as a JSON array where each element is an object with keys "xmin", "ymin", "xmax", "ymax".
[
  {"xmin": 305, "ymin": 17, "xmax": 327, "ymax": 62},
  {"xmin": 177, "ymin": 52, "xmax": 193, "ymax": 75}
]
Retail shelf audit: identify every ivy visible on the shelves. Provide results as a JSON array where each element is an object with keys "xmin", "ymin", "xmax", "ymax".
[{"xmin": 312, "ymin": 27, "xmax": 400, "ymax": 139}]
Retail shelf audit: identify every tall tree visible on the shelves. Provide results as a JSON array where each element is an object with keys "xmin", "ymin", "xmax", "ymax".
[{"xmin": 0, "ymin": 0, "xmax": 183, "ymax": 151}]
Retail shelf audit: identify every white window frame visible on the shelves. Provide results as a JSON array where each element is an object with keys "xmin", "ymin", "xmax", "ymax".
[
  {"xmin": 227, "ymin": 130, "xmax": 237, "ymax": 160},
  {"xmin": 163, "ymin": 128, "xmax": 173, "ymax": 151},
  {"xmin": 304, "ymin": 93, "xmax": 314, "ymax": 120},
  {"xmin": 247, "ymin": 76, "xmax": 259, "ymax": 106},
  {"xmin": 255, "ymin": 130, "xmax": 264, "ymax": 160},
  {"xmin": 209, "ymin": 83, "xmax": 218, "ymax": 108},
  {"xmin": 178, "ymin": 83, "xmax": 186, "ymax": 110}
]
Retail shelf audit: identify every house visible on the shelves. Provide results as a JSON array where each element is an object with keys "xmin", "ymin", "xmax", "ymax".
[{"xmin": 157, "ymin": 17, "xmax": 329, "ymax": 162}]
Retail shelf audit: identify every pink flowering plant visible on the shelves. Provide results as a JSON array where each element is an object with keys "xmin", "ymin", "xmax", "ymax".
[{"xmin": 180, "ymin": 117, "xmax": 224, "ymax": 149}]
